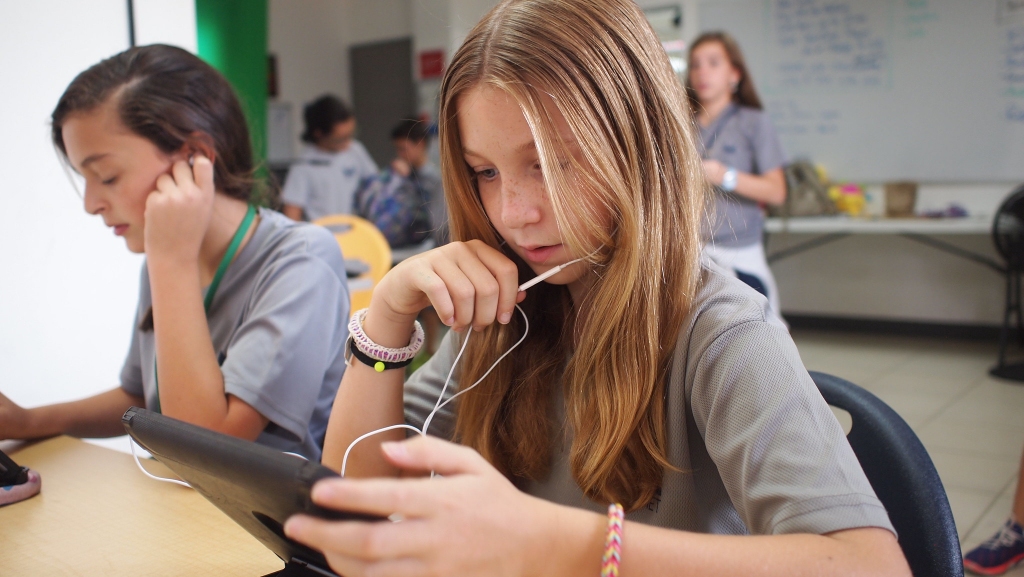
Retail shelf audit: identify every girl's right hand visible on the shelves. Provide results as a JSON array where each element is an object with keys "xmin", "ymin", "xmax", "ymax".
[
  {"xmin": 368, "ymin": 240, "xmax": 524, "ymax": 340},
  {"xmin": 143, "ymin": 155, "xmax": 216, "ymax": 267}
]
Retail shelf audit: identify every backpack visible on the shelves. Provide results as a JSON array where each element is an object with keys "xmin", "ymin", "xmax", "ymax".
[
  {"xmin": 769, "ymin": 160, "xmax": 837, "ymax": 218},
  {"xmin": 354, "ymin": 170, "xmax": 432, "ymax": 248}
]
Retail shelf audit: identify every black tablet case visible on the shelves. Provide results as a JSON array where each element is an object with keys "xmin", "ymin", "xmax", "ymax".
[{"xmin": 123, "ymin": 407, "xmax": 378, "ymax": 577}]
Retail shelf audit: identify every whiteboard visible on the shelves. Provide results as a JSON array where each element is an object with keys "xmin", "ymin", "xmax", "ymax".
[{"xmin": 699, "ymin": 0, "xmax": 1024, "ymax": 182}]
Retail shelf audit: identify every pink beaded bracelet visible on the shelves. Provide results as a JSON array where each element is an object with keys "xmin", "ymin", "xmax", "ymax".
[
  {"xmin": 601, "ymin": 503, "xmax": 624, "ymax": 577},
  {"xmin": 347, "ymin": 308, "xmax": 424, "ymax": 363}
]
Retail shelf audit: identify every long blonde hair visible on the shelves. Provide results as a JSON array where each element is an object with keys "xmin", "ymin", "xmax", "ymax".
[{"xmin": 438, "ymin": 0, "xmax": 707, "ymax": 511}]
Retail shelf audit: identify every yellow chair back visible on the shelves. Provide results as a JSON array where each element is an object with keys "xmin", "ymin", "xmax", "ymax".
[{"xmin": 312, "ymin": 214, "xmax": 392, "ymax": 314}]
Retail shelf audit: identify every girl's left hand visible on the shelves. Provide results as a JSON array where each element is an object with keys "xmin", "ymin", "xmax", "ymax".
[
  {"xmin": 285, "ymin": 435, "xmax": 561, "ymax": 577},
  {"xmin": 143, "ymin": 155, "xmax": 216, "ymax": 265},
  {"xmin": 702, "ymin": 159, "xmax": 727, "ymax": 186}
]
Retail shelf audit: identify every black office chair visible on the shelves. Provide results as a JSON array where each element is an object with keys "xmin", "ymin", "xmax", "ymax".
[
  {"xmin": 991, "ymin": 186, "xmax": 1024, "ymax": 381},
  {"xmin": 809, "ymin": 371, "xmax": 963, "ymax": 577}
]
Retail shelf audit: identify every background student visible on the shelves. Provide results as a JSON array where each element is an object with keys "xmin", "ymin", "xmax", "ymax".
[
  {"xmin": 687, "ymin": 31, "xmax": 788, "ymax": 317},
  {"xmin": 391, "ymin": 118, "xmax": 448, "ymax": 352},
  {"xmin": 0, "ymin": 45, "xmax": 349, "ymax": 461},
  {"xmin": 390, "ymin": 118, "xmax": 447, "ymax": 245},
  {"xmin": 963, "ymin": 448, "xmax": 1024, "ymax": 575},
  {"xmin": 282, "ymin": 94, "xmax": 378, "ymax": 222},
  {"xmin": 285, "ymin": 1, "xmax": 910, "ymax": 575}
]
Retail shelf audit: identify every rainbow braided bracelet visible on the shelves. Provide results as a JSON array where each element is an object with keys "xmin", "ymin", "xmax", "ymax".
[{"xmin": 601, "ymin": 503, "xmax": 624, "ymax": 576}]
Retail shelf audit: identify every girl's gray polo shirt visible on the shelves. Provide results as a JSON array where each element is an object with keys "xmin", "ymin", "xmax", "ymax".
[
  {"xmin": 700, "ymin": 104, "xmax": 788, "ymax": 248},
  {"xmin": 404, "ymin": 263, "xmax": 894, "ymax": 536},
  {"xmin": 119, "ymin": 208, "xmax": 349, "ymax": 461}
]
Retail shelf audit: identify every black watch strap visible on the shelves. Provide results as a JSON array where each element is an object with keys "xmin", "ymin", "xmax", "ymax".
[{"xmin": 348, "ymin": 339, "xmax": 414, "ymax": 372}]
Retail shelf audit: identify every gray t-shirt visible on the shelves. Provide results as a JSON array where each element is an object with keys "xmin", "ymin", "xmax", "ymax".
[
  {"xmin": 404, "ymin": 262, "xmax": 893, "ymax": 536},
  {"xmin": 282, "ymin": 143, "xmax": 379, "ymax": 221},
  {"xmin": 120, "ymin": 209, "xmax": 350, "ymax": 460},
  {"xmin": 700, "ymin": 104, "xmax": 787, "ymax": 248}
]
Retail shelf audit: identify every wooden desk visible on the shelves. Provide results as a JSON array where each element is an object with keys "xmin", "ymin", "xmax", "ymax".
[{"xmin": 0, "ymin": 436, "xmax": 282, "ymax": 576}]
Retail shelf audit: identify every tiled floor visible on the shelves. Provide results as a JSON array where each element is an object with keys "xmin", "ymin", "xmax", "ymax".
[{"xmin": 791, "ymin": 329, "xmax": 1024, "ymax": 574}]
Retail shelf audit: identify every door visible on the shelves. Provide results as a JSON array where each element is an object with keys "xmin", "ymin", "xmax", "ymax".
[{"xmin": 350, "ymin": 37, "xmax": 416, "ymax": 167}]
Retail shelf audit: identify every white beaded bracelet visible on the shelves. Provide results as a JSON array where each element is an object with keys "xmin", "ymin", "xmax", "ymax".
[{"xmin": 347, "ymin": 308, "xmax": 425, "ymax": 363}]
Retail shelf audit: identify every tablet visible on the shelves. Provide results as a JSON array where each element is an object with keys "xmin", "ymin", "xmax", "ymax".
[{"xmin": 122, "ymin": 407, "xmax": 379, "ymax": 577}]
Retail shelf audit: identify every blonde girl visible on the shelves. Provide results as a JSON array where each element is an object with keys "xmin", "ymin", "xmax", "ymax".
[{"xmin": 286, "ymin": 1, "xmax": 910, "ymax": 575}]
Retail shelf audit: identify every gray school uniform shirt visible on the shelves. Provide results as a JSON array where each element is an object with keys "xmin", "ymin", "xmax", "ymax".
[
  {"xmin": 120, "ymin": 209, "xmax": 350, "ymax": 461},
  {"xmin": 404, "ymin": 262, "xmax": 894, "ymax": 535},
  {"xmin": 700, "ymin": 104, "xmax": 787, "ymax": 248},
  {"xmin": 282, "ymin": 142, "xmax": 379, "ymax": 221}
]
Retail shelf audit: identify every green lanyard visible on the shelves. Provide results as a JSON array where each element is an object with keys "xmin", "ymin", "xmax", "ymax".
[{"xmin": 152, "ymin": 204, "xmax": 258, "ymax": 413}]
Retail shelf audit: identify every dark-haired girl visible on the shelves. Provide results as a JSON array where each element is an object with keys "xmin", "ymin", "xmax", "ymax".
[
  {"xmin": 0, "ymin": 45, "xmax": 349, "ymax": 460},
  {"xmin": 687, "ymin": 31, "xmax": 788, "ymax": 317},
  {"xmin": 281, "ymin": 94, "xmax": 377, "ymax": 222}
]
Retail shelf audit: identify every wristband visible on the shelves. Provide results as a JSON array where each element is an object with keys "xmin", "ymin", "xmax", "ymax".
[
  {"xmin": 348, "ymin": 338, "xmax": 414, "ymax": 372},
  {"xmin": 347, "ymin": 308, "xmax": 424, "ymax": 363},
  {"xmin": 601, "ymin": 503, "xmax": 624, "ymax": 577}
]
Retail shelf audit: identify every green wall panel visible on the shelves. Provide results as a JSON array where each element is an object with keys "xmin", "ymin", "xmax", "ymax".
[{"xmin": 195, "ymin": 0, "xmax": 268, "ymax": 162}]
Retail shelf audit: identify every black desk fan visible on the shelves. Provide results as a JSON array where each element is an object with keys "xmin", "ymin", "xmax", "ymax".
[{"xmin": 991, "ymin": 185, "xmax": 1024, "ymax": 381}]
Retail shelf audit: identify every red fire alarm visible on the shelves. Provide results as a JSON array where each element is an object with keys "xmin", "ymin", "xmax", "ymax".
[{"xmin": 419, "ymin": 50, "xmax": 445, "ymax": 80}]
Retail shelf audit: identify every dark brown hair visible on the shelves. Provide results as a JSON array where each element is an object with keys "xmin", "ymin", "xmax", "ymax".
[
  {"xmin": 686, "ymin": 31, "xmax": 763, "ymax": 113},
  {"xmin": 51, "ymin": 44, "xmax": 273, "ymax": 331},
  {"xmin": 301, "ymin": 94, "xmax": 353, "ymax": 144},
  {"xmin": 52, "ymin": 44, "xmax": 271, "ymax": 206},
  {"xmin": 390, "ymin": 118, "xmax": 429, "ymax": 143}
]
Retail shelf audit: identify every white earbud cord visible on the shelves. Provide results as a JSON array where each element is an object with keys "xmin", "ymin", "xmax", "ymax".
[
  {"xmin": 129, "ymin": 436, "xmax": 192, "ymax": 488},
  {"xmin": 340, "ymin": 305, "xmax": 528, "ymax": 478},
  {"xmin": 129, "ymin": 440, "xmax": 309, "ymax": 490},
  {"xmin": 339, "ymin": 251, "xmax": 596, "ymax": 479}
]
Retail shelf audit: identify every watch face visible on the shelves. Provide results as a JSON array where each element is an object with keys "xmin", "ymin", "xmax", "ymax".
[{"xmin": 722, "ymin": 168, "xmax": 738, "ymax": 191}]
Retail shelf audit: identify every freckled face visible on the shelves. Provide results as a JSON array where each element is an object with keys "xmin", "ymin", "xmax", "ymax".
[{"xmin": 457, "ymin": 85, "xmax": 607, "ymax": 290}]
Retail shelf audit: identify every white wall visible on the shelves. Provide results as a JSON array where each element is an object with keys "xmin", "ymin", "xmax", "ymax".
[
  {"xmin": 0, "ymin": 2, "xmax": 198, "ymax": 455},
  {"xmin": 0, "ymin": 3, "xmax": 144, "ymax": 413},
  {"xmin": 351, "ymin": 0, "xmax": 412, "ymax": 45},
  {"xmin": 133, "ymin": 0, "xmax": 198, "ymax": 52}
]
